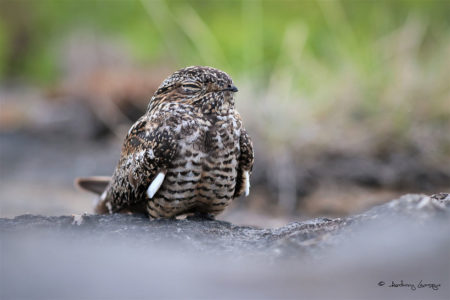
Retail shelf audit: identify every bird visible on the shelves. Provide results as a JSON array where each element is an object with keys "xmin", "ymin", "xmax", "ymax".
[{"xmin": 76, "ymin": 66, "xmax": 254, "ymax": 219}]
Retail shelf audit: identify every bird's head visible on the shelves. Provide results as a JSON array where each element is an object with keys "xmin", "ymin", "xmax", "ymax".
[{"xmin": 148, "ymin": 66, "xmax": 238, "ymax": 113}]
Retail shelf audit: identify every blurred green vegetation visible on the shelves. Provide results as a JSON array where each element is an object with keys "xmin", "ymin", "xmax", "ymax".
[
  {"xmin": 1, "ymin": 0, "xmax": 449, "ymax": 84},
  {"xmin": 1, "ymin": 0, "xmax": 449, "ymax": 158},
  {"xmin": 1, "ymin": 0, "xmax": 449, "ymax": 217}
]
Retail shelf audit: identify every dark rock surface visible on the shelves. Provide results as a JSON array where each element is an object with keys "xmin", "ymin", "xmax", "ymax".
[
  {"xmin": 1, "ymin": 193, "xmax": 449, "ymax": 299},
  {"xmin": 1, "ymin": 193, "xmax": 448, "ymax": 255}
]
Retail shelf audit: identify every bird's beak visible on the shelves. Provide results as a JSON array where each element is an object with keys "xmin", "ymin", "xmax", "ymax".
[{"xmin": 222, "ymin": 85, "xmax": 238, "ymax": 93}]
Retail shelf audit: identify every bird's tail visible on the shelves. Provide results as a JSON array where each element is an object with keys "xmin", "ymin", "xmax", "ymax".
[{"xmin": 74, "ymin": 176, "xmax": 111, "ymax": 214}]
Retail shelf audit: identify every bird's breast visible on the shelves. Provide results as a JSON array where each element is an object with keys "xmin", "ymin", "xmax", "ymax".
[{"xmin": 152, "ymin": 115, "xmax": 240, "ymax": 216}]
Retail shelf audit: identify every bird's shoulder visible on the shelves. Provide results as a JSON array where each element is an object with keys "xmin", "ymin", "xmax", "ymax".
[{"xmin": 122, "ymin": 113, "xmax": 177, "ymax": 158}]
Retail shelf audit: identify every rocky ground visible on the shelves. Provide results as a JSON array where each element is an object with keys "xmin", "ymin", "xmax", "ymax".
[{"xmin": 1, "ymin": 193, "xmax": 449, "ymax": 299}]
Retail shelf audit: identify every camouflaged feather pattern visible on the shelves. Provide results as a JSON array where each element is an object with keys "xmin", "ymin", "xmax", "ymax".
[{"xmin": 97, "ymin": 66, "xmax": 254, "ymax": 218}]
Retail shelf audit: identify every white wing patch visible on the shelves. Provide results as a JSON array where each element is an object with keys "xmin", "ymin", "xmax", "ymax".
[
  {"xmin": 93, "ymin": 189, "xmax": 108, "ymax": 208},
  {"xmin": 244, "ymin": 171, "xmax": 250, "ymax": 197},
  {"xmin": 147, "ymin": 172, "xmax": 166, "ymax": 199}
]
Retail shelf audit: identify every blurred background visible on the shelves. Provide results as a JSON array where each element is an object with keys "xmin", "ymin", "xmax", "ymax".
[{"xmin": 1, "ymin": 0, "xmax": 449, "ymax": 226}]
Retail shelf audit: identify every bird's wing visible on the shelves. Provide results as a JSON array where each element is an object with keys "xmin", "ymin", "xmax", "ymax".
[
  {"xmin": 105, "ymin": 116, "xmax": 178, "ymax": 212},
  {"xmin": 234, "ymin": 126, "xmax": 254, "ymax": 198}
]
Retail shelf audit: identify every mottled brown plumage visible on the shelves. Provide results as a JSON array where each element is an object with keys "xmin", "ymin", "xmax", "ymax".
[{"xmin": 77, "ymin": 66, "xmax": 254, "ymax": 219}]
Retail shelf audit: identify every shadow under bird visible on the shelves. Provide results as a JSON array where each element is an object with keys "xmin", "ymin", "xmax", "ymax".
[{"xmin": 76, "ymin": 66, "xmax": 254, "ymax": 219}]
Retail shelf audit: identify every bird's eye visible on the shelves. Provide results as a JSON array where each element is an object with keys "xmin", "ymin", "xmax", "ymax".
[{"xmin": 180, "ymin": 83, "xmax": 201, "ymax": 94}]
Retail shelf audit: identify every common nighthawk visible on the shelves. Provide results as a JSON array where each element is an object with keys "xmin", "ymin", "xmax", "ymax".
[{"xmin": 76, "ymin": 66, "xmax": 254, "ymax": 219}]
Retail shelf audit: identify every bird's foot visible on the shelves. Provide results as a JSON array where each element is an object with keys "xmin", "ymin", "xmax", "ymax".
[{"xmin": 186, "ymin": 212, "xmax": 216, "ymax": 221}]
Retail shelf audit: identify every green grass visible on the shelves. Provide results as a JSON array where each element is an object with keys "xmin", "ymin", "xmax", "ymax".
[{"xmin": 1, "ymin": 0, "xmax": 449, "ymax": 160}]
